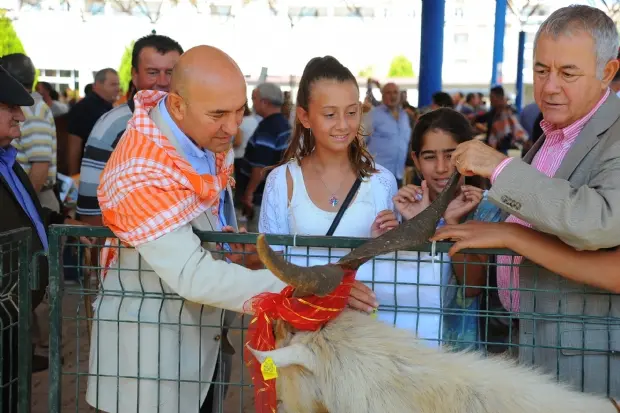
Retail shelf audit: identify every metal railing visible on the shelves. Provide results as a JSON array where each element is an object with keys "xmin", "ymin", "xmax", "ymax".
[{"xmin": 6, "ymin": 224, "xmax": 618, "ymax": 412}]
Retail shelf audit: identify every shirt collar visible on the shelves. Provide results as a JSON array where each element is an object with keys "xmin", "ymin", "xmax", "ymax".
[
  {"xmin": 158, "ymin": 97, "xmax": 211, "ymax": 161},
  {"xmin": 0, "ymin": 144, "xmax": 17, "ymax": 169},
  {"xmin": 380, "ymin": 103, "xmax": 402, "ymax": 113},
  {"xmin": 89, "ymin": 91, "xmax": 114, "ymax": 110},
  {"xmin": 540, "ymin": 88, "xmax": 610, "ymax": 138}
]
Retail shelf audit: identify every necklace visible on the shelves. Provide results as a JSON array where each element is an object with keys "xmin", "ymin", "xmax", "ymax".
[{"xmin": 311, "ymin": 158, "xmax": 345, "ymax": 207}]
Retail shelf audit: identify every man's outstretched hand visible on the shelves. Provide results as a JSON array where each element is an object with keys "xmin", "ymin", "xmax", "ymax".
[
  {"xmin": 221, "ymin": 226, "xmax": 264, "ymax": 270},
  {"xmin": 348, "ymin": 280, "xmax": 379, "ymax": 314},
  {"xmin": 452, "ymin": 140, "xmax": 507, "ymax": 178}
]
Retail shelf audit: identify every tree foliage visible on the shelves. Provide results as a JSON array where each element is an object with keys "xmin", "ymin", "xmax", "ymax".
[
  {"xmin": 118, "ymin": 40, "xmax": 135, "ymax": 94},
  {"xmin": 0, "ymin": 11, "xmax": 39, "ymax": 86},
  {"xmin": 358, "ymin": 65, "xmax": 375, "ymax": 78},
  {"xmin": 388, "ymin": 55, "xmax": 414, "ymax": 78},
  {"xmin": 0, "ymin": 11, "xmax": 26, "ymax": 57}
]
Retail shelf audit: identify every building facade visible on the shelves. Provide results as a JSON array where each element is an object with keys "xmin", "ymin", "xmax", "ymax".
[{"xmin": 3, "ymin": 0, "xmax": 597, "ymax": 103}]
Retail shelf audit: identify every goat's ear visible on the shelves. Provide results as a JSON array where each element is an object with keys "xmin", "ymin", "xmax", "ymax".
[
  {"xmin": 247, "ymin": 343, "xmax": 317, "ymax": 373},
  {"xmin": 274, "ymin": 319, "xmax": 292, "ymax": 343}
]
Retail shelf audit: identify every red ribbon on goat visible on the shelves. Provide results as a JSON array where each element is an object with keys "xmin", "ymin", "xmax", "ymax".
[{"xmin": 243, "ymin": 269, "xmax": 356, "ymax": 413}]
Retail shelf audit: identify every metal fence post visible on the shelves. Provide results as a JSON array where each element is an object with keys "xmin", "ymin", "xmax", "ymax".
[
  {"xmin": 18, "ymin": 232, "xmax": 34, "ymax": 413},
  {"xmin": 0, "ymin": 228, "xmax": 33, "ymax": 413},
  {"xmin": 47, "ymin": 226, "xmax": 63, "ymax": 413}
]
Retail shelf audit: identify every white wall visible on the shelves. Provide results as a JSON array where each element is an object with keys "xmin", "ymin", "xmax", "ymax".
[{"xmin": 9, "ymin": 0, "xmax": 594, "ymax": 97}]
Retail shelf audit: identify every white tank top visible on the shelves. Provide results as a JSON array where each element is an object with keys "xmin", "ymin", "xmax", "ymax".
[{"xmin": 287, "ymin": 161, "xmax": 376, "ymax": 238}]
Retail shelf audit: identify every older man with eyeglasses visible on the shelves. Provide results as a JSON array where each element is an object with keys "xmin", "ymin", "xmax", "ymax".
[{"xmin": 450, "ymin": 4, "xmax": 620, "ymax": 398}]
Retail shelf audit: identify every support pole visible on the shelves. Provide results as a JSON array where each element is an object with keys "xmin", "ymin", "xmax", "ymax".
[
  {"xmin": 491, "ymin": 0, "xmax": 507, "ymax": 86},
  {"xmin": 417, "ymin": 0, "xmax": 445, "ymax": 108},
  {"xmin": 515, "ymin": 30, "xmax": 526, "ymax": 112}
]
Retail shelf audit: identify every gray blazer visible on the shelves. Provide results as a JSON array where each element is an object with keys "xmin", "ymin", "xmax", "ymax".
[{"xmin": 487, "ymin": 92, "xmax": 620, "ymax": 398}]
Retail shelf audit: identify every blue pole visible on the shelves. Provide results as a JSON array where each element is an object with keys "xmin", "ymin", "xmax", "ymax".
[
  {"xmin": 418, "ymin": 0, "xmax": 445, "ymax": 108},
  {"xmin": 515, "ymin": 30, "xmax": 526, "ymax": 113},
  {"xmin": 491, "ymin": 0, "xmax": 507, "ymax": 86}
]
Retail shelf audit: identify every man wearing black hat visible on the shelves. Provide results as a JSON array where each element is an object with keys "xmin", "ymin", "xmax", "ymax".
[
  {"xmin": 1, "ymin": 53, "xmax": 59, "ymax": 212},
  {"xmin": 0, "ymin": 65, "xmax": 85, "ymax": 412}
]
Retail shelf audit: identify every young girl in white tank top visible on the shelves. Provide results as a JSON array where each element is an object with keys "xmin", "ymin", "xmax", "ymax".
[{"xmin": 259, "ymin": 56, "xmax": 458, "ymax": 346}]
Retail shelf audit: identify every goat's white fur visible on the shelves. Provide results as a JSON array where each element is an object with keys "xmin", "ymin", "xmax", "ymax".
[{"xmin": 247, "ymin": 309, "xmax": 617, "ymax": 413}]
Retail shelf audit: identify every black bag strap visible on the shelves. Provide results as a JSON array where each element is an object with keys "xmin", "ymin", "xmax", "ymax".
[{"xmin": 325, "ymin": 177, "xmax": 362, "ymax": 236}]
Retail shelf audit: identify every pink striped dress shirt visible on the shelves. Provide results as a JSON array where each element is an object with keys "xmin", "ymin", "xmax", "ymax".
[{"xmin": 491, "ymin": 89, "xmax": 610, "ymax": 312}]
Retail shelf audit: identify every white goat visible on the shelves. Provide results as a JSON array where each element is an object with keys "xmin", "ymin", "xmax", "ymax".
[
  {"xmin": 249, "ymin": 310, "xmax": 619, "ymax": 413},
  {"xmin": 249, "ymin": 173, "xmax": 619, "ymax": 413}
]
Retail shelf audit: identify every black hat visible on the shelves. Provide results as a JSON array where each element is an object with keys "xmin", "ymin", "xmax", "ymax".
[{"xmin": 0, "ymin": 65, "xmax": 34, "ymax": 107}]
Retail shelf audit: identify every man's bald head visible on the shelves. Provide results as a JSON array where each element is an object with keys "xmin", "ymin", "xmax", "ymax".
[
  {"xmin": 381, "ymin": 82, "xmax": 400, "ymax": 109},
  {"xmin": 381, "ymin": 82, "xmax": 398, "ymax": 94},
  {"xmin": 166, "ymin": 45, "xmax": 247, "ymax": 153},
  {"xmin": 170, "ymin": 45, "xmax": 244, "ymax": 99}
]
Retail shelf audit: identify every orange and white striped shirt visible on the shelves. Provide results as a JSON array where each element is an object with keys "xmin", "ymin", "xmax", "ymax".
[{"xmin": 97, "ymin": 90, "xmax": 234, "ymax": 274}]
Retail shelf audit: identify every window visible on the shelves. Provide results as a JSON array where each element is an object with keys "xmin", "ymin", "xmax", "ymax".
[
  {"xmin": 50, "ymin": 83, "xmax": 71, "ymax": 92},
  {"xmin": 89, "ymin": 1, "xmax": 105, "ymax": 15},
  {"xmin": 210, "ymin": 5, "xmax": 232, "ymax": 16},
  {"xmin": 41, "ymin": 69, "xmax": 78, "ymax": 80},
  {"xmin": 130, "ymin": 4, "xmax": 149, "ymax": 16},
  {"xmin": 115, "ymin": 1, "xmax": 163, "ymax": 17},
  {"xmin": 333, "ymin": 7, "xmax": 374, "ymax": 18},
  {"xmin": 20, "ymin": 2, "xmax": 41, "ymax": 11},
  {"xmin": 288, "ymin": 7, "xmax": 327, "ymax": 17}
]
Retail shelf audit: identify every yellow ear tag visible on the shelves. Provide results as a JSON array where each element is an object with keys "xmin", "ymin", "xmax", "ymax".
[
  {"xmin": 371, "ymin": 308, "xmax": 378, "ymax": 319},
  {"xmin": 261, "ymin": 357, "xmax": 278, "ymax": 381}
]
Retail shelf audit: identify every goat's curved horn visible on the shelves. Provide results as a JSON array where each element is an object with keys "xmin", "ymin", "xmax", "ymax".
[
  {"xmin": 256, "ymin": 171, "xmax": 462, "ymax": 296},
  {"xmin": 256, "ymin": 234, "xmax": 345, "ymax": 297}
]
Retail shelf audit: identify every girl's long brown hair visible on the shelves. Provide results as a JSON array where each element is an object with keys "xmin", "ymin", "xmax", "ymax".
[{"xmin": 274, "ymin": 56, "xmax": 377, "ymax": 178}]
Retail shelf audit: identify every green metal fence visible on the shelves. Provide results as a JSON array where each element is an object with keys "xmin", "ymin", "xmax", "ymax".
[
  {"xmin": 0, "ymin": 228, "xmax": 33, "ymax": 413},
  {"xmin": 44, "ymin": 225, "xmax": 620, "ymax": 413}
]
